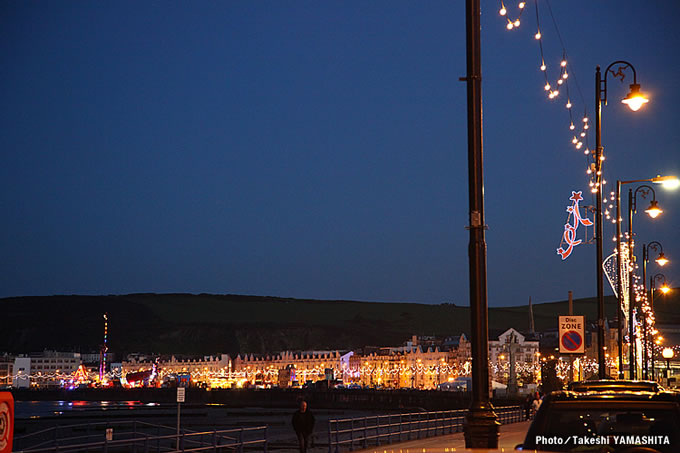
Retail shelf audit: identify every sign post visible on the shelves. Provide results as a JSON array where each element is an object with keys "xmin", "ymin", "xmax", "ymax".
[
  {"xmin": 559, "ymin": 316, "xmax": 585, "ymax": 354},
  {"xmin": 177, "ymin": 386, "xmax": 185, "ymax": 450}
]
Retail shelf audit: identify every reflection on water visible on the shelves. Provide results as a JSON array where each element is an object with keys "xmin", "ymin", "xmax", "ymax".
[
  {"xmin": 15, "ymin": 399, "xmax": 389, "ymax": 452},
  {"xmin": 14, "ymin": 400, "xmax": 161, "ymax": 419}
]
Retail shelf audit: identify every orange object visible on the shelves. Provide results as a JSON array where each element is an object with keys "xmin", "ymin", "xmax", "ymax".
[{"xmin": 0, "ymin": 392, "xmax": 13, "ymax": 453}]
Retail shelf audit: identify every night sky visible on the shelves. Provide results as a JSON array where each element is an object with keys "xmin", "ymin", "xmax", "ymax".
[{"xmin": 1, "ymin": 1, "xmax": 679, "ymax": 306}]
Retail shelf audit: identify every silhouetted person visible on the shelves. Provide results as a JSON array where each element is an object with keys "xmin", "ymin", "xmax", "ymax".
[
  {"xmin": 524, "ymin": 394, "xmax": 533, "ymax": 420},
  {"xmin": 531, "ymin": 393, "xmax": 542, "ymax": 415},
  {"xmin": 292, "ymin": 400, "xmax": 315, "ymax": 453}
]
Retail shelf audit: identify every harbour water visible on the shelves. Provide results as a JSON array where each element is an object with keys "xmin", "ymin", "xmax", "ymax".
[{"xmin": 14, "ymin": 399, "xmax": 396, "ymax": 452}]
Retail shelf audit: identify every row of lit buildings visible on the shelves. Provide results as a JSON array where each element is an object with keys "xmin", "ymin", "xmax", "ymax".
[
  {"xmin": 2, "ymin": 328, "xmax": 545, "ymax": 391},
  {"xmin": 4, "ymin": 315, "xmax": 674, "ymax": 391}
]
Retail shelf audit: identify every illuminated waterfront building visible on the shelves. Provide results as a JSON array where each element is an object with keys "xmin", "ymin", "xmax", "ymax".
[
  {"xmin": 11, "ymin": 351, "xmax": 81, "ymax": 388},
  {"xmin": 489, "ymin": 328, "xmax": 540, "ymax": 388},
  {"xmin": 122, "ymin": 354, "xmax": 231, "ymax": 387},
  {"xmin": 234, "ymin": 350, "xmax": 350, "ymax": 387}
]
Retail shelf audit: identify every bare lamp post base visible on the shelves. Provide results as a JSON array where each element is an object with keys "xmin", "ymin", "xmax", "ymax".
[{"xmin": 464, "ymin": 403, "xmax": 500, "ymax": 448}]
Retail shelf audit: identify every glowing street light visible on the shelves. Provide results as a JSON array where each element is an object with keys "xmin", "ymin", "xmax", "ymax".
[
  {"xmin": 662, "ymin": 348, "xmax": 674, "ymax": 380},
  {"xmin": 595, "ymin": 61, "xmax": 647, "ymax": 379},
  {"xmin": 652, "ymin": 175, "xmax": 680, "ymax": 190},
  {"xmin": 615, "ymin": 175, "xmax": 676, "ymax": 379},
  {"xmin": 621, "ymin": 83, "xmax": 649, "ymax": 111},
  {"xmin": 626, "ymin": 184, "xmax": 663, "ymax": 380},
  {"xmin": 656, "ymin": 252, "xmax": 669, "ymax": 267},
  {"xmin": 650, "ymin": 274, "xmax": 671, "ymax": 380},
  {"xmin": 644, "ymin": 199, "xmax": 663, "ymax": 218},
  {"xmin": 641, "ymin": 241, "xmax": 668, "ymax": 379}
]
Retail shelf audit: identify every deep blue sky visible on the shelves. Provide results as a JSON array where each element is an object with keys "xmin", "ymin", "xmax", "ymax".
[{"xmin": 1, "ymin": 1, "xmax": 678, "ymax": 306}]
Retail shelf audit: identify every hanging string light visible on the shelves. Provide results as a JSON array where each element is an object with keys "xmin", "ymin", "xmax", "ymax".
[
  {"xmin": 501, "ymin": 0, "xmax": 596, "ymax": 189},
  {"xmin": 500, "ymin": 1, "xmax": 527, "ymax": 30}
]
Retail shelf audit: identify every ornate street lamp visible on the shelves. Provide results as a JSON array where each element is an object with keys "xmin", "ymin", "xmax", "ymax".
[
  {"xmin": 640, "ymin": 242, "xmax": 668, "ymax": 379},
  {"xmin": 649, "ymin": 274, "xmax": 671, "ymax": 379},
  {"xmin": 662, "ymin": 347, "xmax": 674, "ymax": 379},
  {"xmin": 614, "ymin": 175, "xmax": 678, "ymax": 379},
  {"xmin": 650, "ymin": 273, "xmax": 671, "ymax": 380},
  {"xmin": 595, "ymin": 61, "xmax": 648, "ymax": 379},
  {"xmin": 627, "ymin": 185, "xmax": 662, "ymax": 379}
]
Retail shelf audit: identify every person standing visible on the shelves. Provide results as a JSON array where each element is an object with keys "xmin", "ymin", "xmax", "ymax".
[
  {"xmin": 523, "ymin": 393, "xmax": 533, "ymax": 420},
  {"xmin": 292, "ymin": 400, "xmax": 315, "ymax": 453},
  {"xmin": 531, "ymin": 392, "xmax": 542, "ymax": 416}
]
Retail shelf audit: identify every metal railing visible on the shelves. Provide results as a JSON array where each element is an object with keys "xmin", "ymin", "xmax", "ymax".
[
  {"xmin": 327, "ymin": 405, "xmax": 522, "ymax": 452},
  {"xmin": 13, "ymin": 420, "xmax": 268, "ymax": 452}
]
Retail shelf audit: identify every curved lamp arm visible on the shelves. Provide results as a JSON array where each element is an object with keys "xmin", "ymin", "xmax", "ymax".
[
  {"xmin": 632, "ymin": 184, "xmax": 657, "ymax": 213},
  {"xmin": 651, "ymin": 273, "xmax": 667, "ymax": 289},
  {"xmin": 600, "ymin": 60, "xmax": 638, "ymax": 104}
]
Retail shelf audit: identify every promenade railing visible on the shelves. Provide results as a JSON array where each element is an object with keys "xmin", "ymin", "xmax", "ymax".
[
  {"xmin": 327, "ymin": 405, "xmax": 523, "ymax": 452},
  {"xmin": 13, "ymin": 419, "xmax": 268, "ymax": 452}
]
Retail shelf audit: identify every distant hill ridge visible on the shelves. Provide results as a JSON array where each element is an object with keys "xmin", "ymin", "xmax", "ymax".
[{"xmin": 2, "ymin": 291, "xmax": 677, "ymax": 356}]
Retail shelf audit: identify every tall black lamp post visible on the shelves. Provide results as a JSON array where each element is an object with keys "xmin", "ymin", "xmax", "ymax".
[
  {"xmin": 615, "ymin": 176, "xmax": 675, "ymax": 379},
  {"xmin": 462, "ymin": 0, "xmax": 499, "ymax": 447},
  {"xmin": 651, "ymin": 273, "xmax": 671, "ymax": 380},
  {"xmin": 641, "ymin": 241, "xmax": 667, "ymax": 379},
  {"xmin": 627, "ymin": 185, "xmax": 662, "ymax": 379},
  {"xmin": 662, "ymin": 347, "xmax": 674, "ymax": 380},
  {"xmin": 595, "ymin": 61, "xmax": 648, "ymax": 379}
]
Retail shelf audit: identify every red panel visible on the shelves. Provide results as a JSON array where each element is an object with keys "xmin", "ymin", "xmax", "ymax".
[{"xmin": 0, "ymin": 391, "xmax": 13, "ymax": 453}]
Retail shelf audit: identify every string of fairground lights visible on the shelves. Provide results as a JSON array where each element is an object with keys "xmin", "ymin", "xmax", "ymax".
[
  {"xmin": 504, "ymin": 0, "xmax": 628, "ymax": 274},
  {"xmin": 610, "ymin": 228, "xmax": 669, "ymax": 364},
  {"xmin": 498, "ymin": 3, "xmax": 665, "ymax": 361},
  {"xmin": 502, "ymin": 2, "xmax": 673, "ymax": 370},
  {"xmin": 604, "ymin": 230, "xmax": 667, "ymax": 371},
  {"xmin": 10, "ymin": 355, "xmax": 655, "ymax": 386},
  {"xmin": 498, "ymin": 0, "xmax": 597, "ymax": 192}
]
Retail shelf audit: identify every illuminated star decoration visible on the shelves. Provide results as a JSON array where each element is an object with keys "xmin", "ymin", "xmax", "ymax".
[{"xmin": 557, "ymin": 191, "xmax": 593, "ymax": 260}]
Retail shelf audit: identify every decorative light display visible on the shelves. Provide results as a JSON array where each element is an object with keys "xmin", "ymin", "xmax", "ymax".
[
  {"xmin": 10, "ymin": 342, "xmax": 680, "ymax": 389},
  {"xmin": 557, "ymin": 191, "xmax": 593, "ymax": 260},
  {"xmin": 498, "ymin": 4, "xmax": 669, "ymax": 373},
  {"xmin": 99, "ymin": 313, "xmax": 108, "ymax": 382},
  {"xmin": 499, "ymin": 1, "xmax": 527, "ymax": 30},
  {"xmin": 550, "ymin": 356, "xmax": 619, "ymax": 380},
  {"xmin": 498, "ymin": 0, "xmax": 593, "ymax": 184},
  {"xmin": 603, "ymin": 243, "xmax": 631, "ymax": 336},
  {"xmin": 1, "ymin": 354, "xmax": 546, "ymax": 390}
]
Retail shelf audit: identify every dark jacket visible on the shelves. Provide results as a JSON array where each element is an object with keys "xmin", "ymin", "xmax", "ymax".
[{"xmin": 292, "ymin": 409, "xmax": 315, "ymax": 435}]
